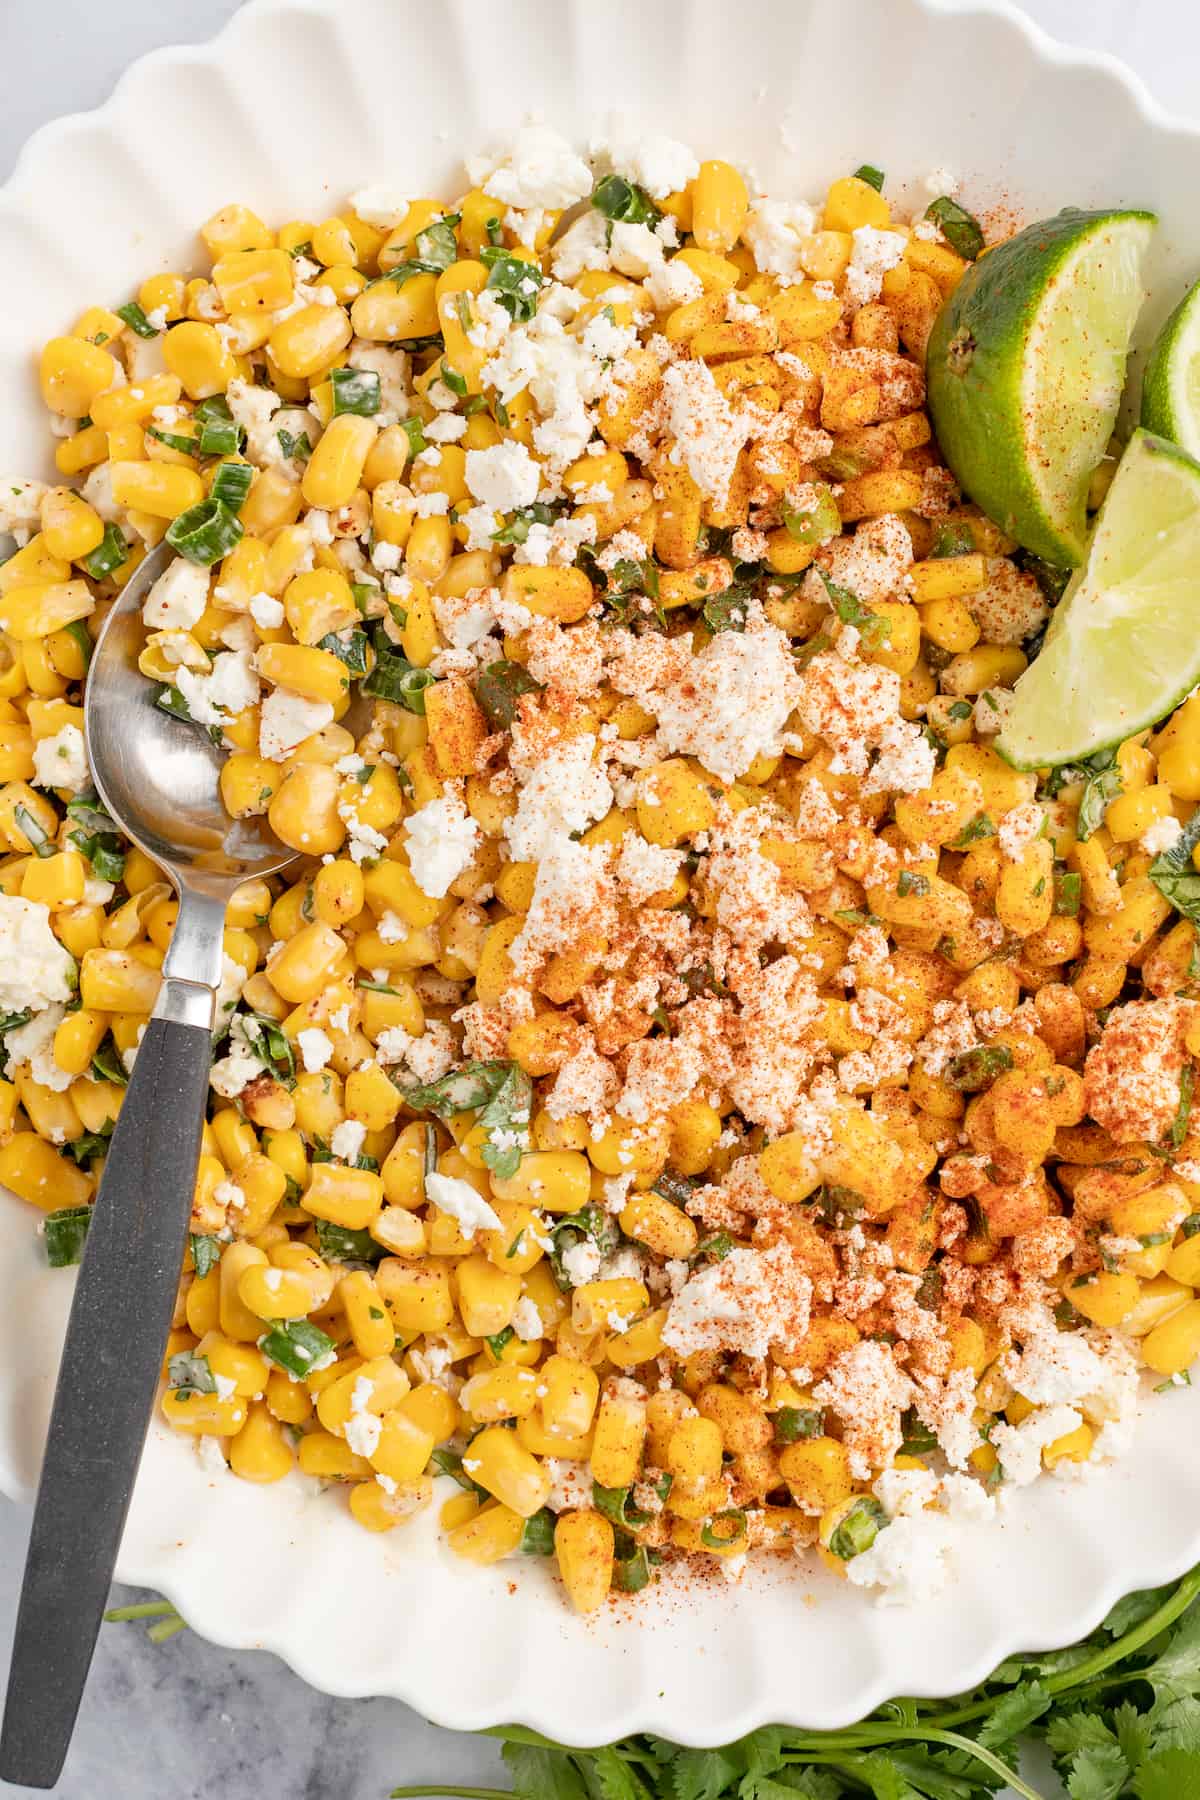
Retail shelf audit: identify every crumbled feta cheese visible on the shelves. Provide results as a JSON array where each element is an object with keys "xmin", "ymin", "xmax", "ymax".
[
  {"xmin": 350, "ymin": 186, "xmax": 411, "ymax": 228},
  {"xmin": 142, "ymin": 557, "xmax": 210, "ymax": 631},
  {"xmin": 506, "ymin": 733, "xmax": 612, "ymax": 861},
  {"xmin": 424, "ymin": 1170, "xmax": 501, "ymax": 1239},
  {"xmin": 5, "ymin": 1005, "xmax": 72, "ymax": 1092},
  {"xmin": 176, "ymin": 650, "xmax": 259, "ymax": 728},
  {"xmin": 0, "ymin": 897, "xmax": 77, "ymax": 1013},
  {"xmin": 31, "ymin": 725, "xmax": 88, "ymax": 794},
  {"xmin": 330, "ymin": 1119, "xmax": 367, "ymax": 1163},
  {"xmin": 469, "ymin": 124, "xmax": 592, "ymax": 216},
  {"xmin": 1141, "ymin": 814, "xmax": 1183, "ymax": 856},
  {"xmin": 258, "ymin": 688, "xmax": 334, "ymax": 761},
  {"xmin": 464, "ymin": 441, "xmax": 541, "ymax": 513},
  {"xmin": 605, "ymin": 133, "xmax": 700, "ymax": 199},
  {"xmin": 404, "ymin": 790, "xmax": 480, "ymax": 897},
  {"xmin": 249, "ymin": 592, "xmax": 285, "ymax": 631},
  {"xmin": 297, "ymin": 1027, "xmax": 334, "ymax": 1073},
  {"xmin": 743, "ymin": 199, "xmax": 817, "ymax": 279}
]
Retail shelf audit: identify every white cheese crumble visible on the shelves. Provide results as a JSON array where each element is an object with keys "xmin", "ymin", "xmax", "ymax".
[
  {"xmin": 31, "ymin": 725, "xmax": 88, "ymax": 795},
  {"xmin": 424, "ymin": 1170, "xmax": 501, "ymax": 1239},
  {"xmin": 0, "ymin": 897, "xmax": 77, "ymax": 1013},
  {"xmin": 652, "ymin": 610, "xmax": 802, "ymax": 783},
  {"xmin": 258, "ymin": 689, "xmax": 334, "ymax": 761},
  {"xmin": 296, "ymin": 1027, "xmax": 334, "ymax": 1073},
  {"xmin": 464, "ymin": 441, "xmax": 541, "ymax": 513},
  {"xmin": 330, "ymin": 1119, "xmax": 367, "ymax": 1163},
  {"xmin": 403, "ymin": 790, "xmax": 480, "ymax": 898},
  {"xmin": 142, "ymin": 558, "xmax": 210, "ymax": 631},
  {"xmin": 176, "ymin": 650, "xmax": 259, "ymax": 728}
]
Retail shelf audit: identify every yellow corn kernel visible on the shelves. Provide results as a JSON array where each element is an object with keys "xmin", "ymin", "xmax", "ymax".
[
  {"xmin": 590, "ymin": 1384, "xmax": 647, "ymax": 1489},
  {"xmin": 227, "ymin": 1402, "xmax": 294, "ymax": 1483},
  {"xmin": 824, "ymin": 176, "xmax": 891, "ymax": 233},
  {"xmin": 555, "ymin": 1509, "xmax": 614, "ymax": 1614},
  {"xmin": 1068, "ymin": 1270, "xmax": 1141, "ymax": 1326},
  {"xmin": 301, "ymin": 1162, "xmax": 384, "ymax": 1231},
  {"xmin": 160, "ymin": 321, "xmax": 238, "ymax": 399},
  {"xmin": 446, "ymin": 1499, "xmax": 526, "ymax": 1564},
  {"xmin": 779, "ymin": 1436, "xmax": 852, "ymax": 1511},
  {"xmin": 376, "ymin": 1257, "xmax": 454, "ymax": 1332},
  {"xmin": 109, "ymin": 461, "xmax": 205, "ymax": 521},
  {"xmin": 39, "ymin": 336, "xmax": 117, "ymax": 416},
  {"xmin": 490, "ymin": 1149, "xmax": 590, "ymax": 1215},
  {"xmin": 1142, "ymin": 1299, "xmax": 1200, "ymax": 1376},
  {"xmin": 161, "ymin": 1387, "xmax": 247, "ymax": 1437},
  {"xmin": 691, "ymin": 160, "xmax": 749, "ymax": 253},
  {"xmin": 540, "ymin": 1353, "xmax": 599, "ymax": 1439},
  {"xmin": 619, "ymin": 1189, "xmax": 699, "ymax": 1259},
  {"xmin": 461, "ymin": 1364, "xmax": 540, "ymax": 1424},
  {"xmin": 467, "ymin": 1424, "xmax": 550, "ymax": 1517},
  {"xmin": 302, "ymin": 413, "xmax": 379, "ymax": 509}
]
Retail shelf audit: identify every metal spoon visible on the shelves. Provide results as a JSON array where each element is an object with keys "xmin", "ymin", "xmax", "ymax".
[{"xmin": 0, "ymin": 540, "xmax": 299, "ymax": 1789}]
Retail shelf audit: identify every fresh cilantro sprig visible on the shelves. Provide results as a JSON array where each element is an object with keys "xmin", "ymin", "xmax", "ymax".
[{"xmin": 389, "ymin": 1563, "xmax": 1200, "ymax": 1800}]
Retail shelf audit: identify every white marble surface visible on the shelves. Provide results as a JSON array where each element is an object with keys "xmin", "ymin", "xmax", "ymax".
[{"xmin": 0, "ymin": 0, "xmax": 1196, "ymax": 1794}]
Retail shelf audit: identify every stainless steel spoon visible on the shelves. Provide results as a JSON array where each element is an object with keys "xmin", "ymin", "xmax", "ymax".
[{"xmin": 0, "ymin": 541, "xmax": 298, "ymax": 1789}]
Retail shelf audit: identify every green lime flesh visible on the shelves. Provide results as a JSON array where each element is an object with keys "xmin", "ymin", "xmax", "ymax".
[
  {"xmin": 927, "ymin": 208, "xmax": 1155, "ymax": 567},
  {"xmin": 996, "ymin": 429, "xmax": 1200, "ymax": 769},
  {"xmin": 1142, "ymin": 276, "xmax": 1200, "ymax": 458}
]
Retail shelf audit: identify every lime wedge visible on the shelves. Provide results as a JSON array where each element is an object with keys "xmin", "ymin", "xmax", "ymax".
[
  {"xmin": 996, "ymin": 429, "xmax": 1200, "ymax": 769},
  {"xmin": 927, "ymin": 208, "xmax": 1155, "ymax": 566},
  {"xmin": 1142, "ymin": 277, "xmax": 1200, "ymax": 456}
]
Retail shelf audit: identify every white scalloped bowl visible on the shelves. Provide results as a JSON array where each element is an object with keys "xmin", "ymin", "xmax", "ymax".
[{"xmin": 2, "ymin": 0, "xmax": 1200, "ymax": 1747}]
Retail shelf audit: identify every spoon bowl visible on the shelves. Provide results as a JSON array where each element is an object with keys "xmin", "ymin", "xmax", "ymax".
[{"xmin": 85, "ymin": 541, "xmax": 296, "ymax": 891}]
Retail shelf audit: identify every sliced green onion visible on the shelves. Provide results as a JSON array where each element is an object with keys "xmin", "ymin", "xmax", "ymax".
[
  {"xmin": 479, "ymin": 248, "xmax": 545, "ymax": 323},
  {"xmin": 14, "ymin": 805, "xmax": 56, "ymax": 857},
  {"xmin": 116, "ymin": 301, "xmax": 159, "ymax": 339},
  {"xmin": 591, "ymin": 173, "xmax": 660, "ymax": 227},
  {"xmin": 329, "ymin": 367, "xmax": 382, "ymax": 417},
  {"xmin": 146, "ymin": 426, "xmax": 201, "ymax": 457},
  {"xmin": 519, "ymin": 1509, "xmax": 555, "ymax": 1556},
  {"xmin": 774, "ymin": 1406, "xmax": 823, "ymax": 1445},
  {"xmin": 194, "ymin": 396, "xmax": 245, "ymax": 456},
  {"xmin": 165, "ymin": 498, "xmax": 244, "ymax": 566},
  {"xmin": 852, "ymin": 164, "xmax": 885, "ymax": 191},
  {"xmin": 700, "ymin": 1509, "xmax": 748, "ymax": 1551},
  {"xmin": 924, "ymin": 196, "xmax": 985, "ymax": 260},
  {"xmin": 208, "ymin": 461, "xmax": 253, "ymax": 512},
  {"xmin": 399, "ymin": 416, "xmax": 428, "ymax": 458},
  {"xmin": 257, "ymin": 1317, "xmax": 335, "ymax": 1378},
  {"xmin": 44, "ymin": 1205, "xmax": 92, "ymax": 1268},
  {"xmin": 81, "ymin": 523, "xmax": 130, "ymax": 581},
  {"xmin": 439, "ymin": 363, "xmax": 468, "ymax": 398},
  {"xmin": 782, "ymin": 483, "xmax": 842, "ymax": 546},
  {"xmin": 828, "ymin": 1494, "xmax": 888, "ymax": 1561},
  {"xmin": 167, "ymin": 1349, "xmax": 216, "ymax": 1396},
  {"xmin": 314, "ymin": 1220, "xmax": 384, "ymax": 1265}
]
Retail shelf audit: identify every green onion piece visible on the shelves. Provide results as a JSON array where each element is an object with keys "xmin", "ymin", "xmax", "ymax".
[
  {"xmin": 167, "ymin": 1349, "xmax": 216, "ymax": 1396},
  {"xmin": 399, "ymin": 416, "xmax": 428, "ymax": 458},
  {"xmin": 315, "ymin": 1220, "xmax": 384, "ymax": 1265},
  {"xmin": 929, "ymin": 519, "xmax": 976, "ymax": 558},
  {"xmin": 165, "ymin": 498, "xmax": 244, "ymax": 566},
  {"xmin": 146, "ymin": 426, "xmax": 201, "ymax": 457},
  {"xmin": 774, "ymin": 1406, "xmax": 823, "ymax": 1445},
  {"xmin": 0, "ymin": 1010, "xmax": 31, "ymax": 1036},
  {"xmin": 475, "ymin": 659, "xmax": 540, "ymax": 730},
  {"xmin": 700, "ymin": 1509, "xmax": 748, "ymax": 1551},
  {"xmin": 44, "ymin": 1205, "xmax": 92, "ymax": 1268},
  {"xmin": 188, "ymin": 1234, "xmax": 222, "ymax": 1279},
  {"xmin": 413, "ymin": 214, "xmax": 461, "ymax": 272},
  {"xmin": 612, "ymin": 1533, "xmax": 651, "ymax": 1593},
  {"xmin": 1055, "ymin": 870, "xmax": 1082, "ymax": 916},
  {"xmin": 81, "ymin": 523, "xmax": 130, "ymax": 581},
  {"xmin": 486, "ymin": 1326, "xmax": 515, "ymax": 1361},
  {"xmin": 329, "ymin": 367, "xmax": 382, "ymax": 417},
  {"xmin": 363, "ymin": 645, "xmax": 436, "ymax": 712},
  {"xmin": 1172, "ymin": 1064, "xmax": 1194, "ymax": 1150},
  {"xmin": 257, "ymin": 1318, "xmax": 335, "ymax": 1378},
  {"xmin": 519, "ymin": 1509, "xmax": 555, "ymax": 1556},
  {"xmin": 591, "ymin": 173, "xmax": 661, "ymax": 227},
  {"xmin": 591, "ymin": 1481, "xmax": 637, "ymax": 1528},
  {"xmin": 815, "ymin": 566, "xmax": 891, "ymax": 647},
  {"xmin": 116, "ymin": 301, "xmax": 159, "ymax": 338},
  {"xmin": 924, "ymin": 195, "xmax": 985, "ymax": 259},
  {"xmin": 852, "ymin": 165, "xmax": 885, "ymax": 191},
  {"xmin": 431, "ymin": 1447, "xmax": 487, "ymax": 1497},
  {"xmin": 317, "ymin": 628, "xmax": 370, "ymax": 675},
  {"xmin": 479, "ymin": 248, "xmax": 545, "ymax": 323},
  {"xmin": 208, "ymin": 461, "xmax": 253, "ymax": 512},
  {"xmin": 949, "ymin": 812, "xmax": 995, "ymax": 849},
  {"xmin": 439, "ymin": 363, "xmax": 468, "ymax": 398},
  {"xmin": 64, "ymin": 1128, "xmax": 113, "ymax": 1168},
  {"xmin": 14, "ymin": 805, "xmax": 57, "ymax": 858},
  {"xmin": 828, "ymin": 1494, "xmax": 888, "ymax": 1560},
  {"xmin": 200, "ymin": 417, "xmax": 243, "ymax": 456},
  {"xmin": 946, "ymin": 1043, "xmax": 1014, "ymax": 1092},
  {"xmin": 90, "ymin": 1038, "xmax": 129, "ymax": 1086}
]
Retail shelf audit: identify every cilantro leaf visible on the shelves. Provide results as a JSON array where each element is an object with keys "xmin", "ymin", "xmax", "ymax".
[{"xmin": 1150, "ymin": 808, "xmax": 1200, "ymax": 926}]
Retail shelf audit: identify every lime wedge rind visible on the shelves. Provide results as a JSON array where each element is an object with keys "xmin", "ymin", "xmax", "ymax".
[
  {"xmin": 927, "ymin": 208, "xmax": 1155, "ymax": 568},
  {"xmin": 996, "ymin": 429, "xmax": 1200, "ymax": 770},
  {"xmin": 1141, "ymin": 277, "xmax": 1200, "ymax": 459}
]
